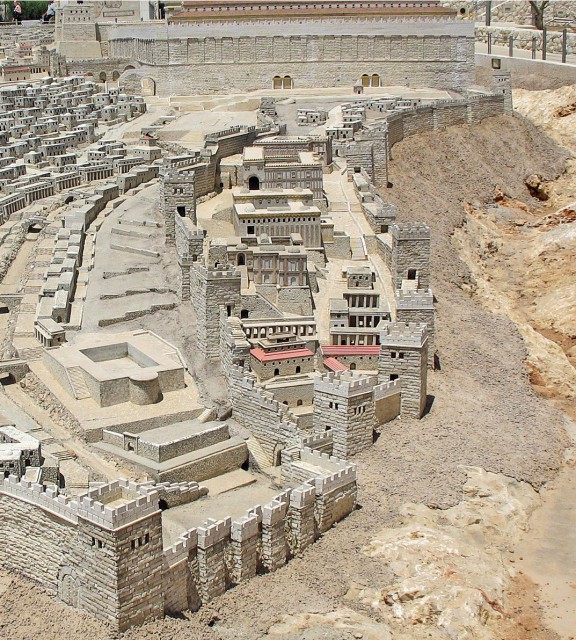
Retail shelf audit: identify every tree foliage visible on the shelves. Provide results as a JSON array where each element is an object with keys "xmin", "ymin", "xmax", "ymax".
[{"xmin": 1, "ymin": 1, "xmax": 49, "ymax": 21}]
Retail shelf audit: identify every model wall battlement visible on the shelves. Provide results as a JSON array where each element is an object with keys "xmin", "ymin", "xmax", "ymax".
[
  {"xmin": 162, "ymin": 169, "xmax": 195, "ymax": 183},
  {"xmin": 299, "ymin": 431, "xmax": 334, "ymax": 449},
  {"xmin": 197, "ymin": 264, "xmax": 241, "ymax": 280},
  {"xmin": 262, "ymin": 498, "xmax": 288, "ymax": 525},
  {"xmin": 380, "ymin": 322, "xmax": 428, "ymax": 347},
  {"xmin": 314, "ymin": 371, "xmax": 378, "ymax": 398},
  {"xmin": 197, "ymin": 517, "xmax": 232, "ymax": 548},
  {"xmin": 175, "ymin": 214, "xmax": 205, "ymax": 240},
  {"xmin": 164, "ymin": 528, "xmax": 199, "ymax": 568},
  {"xmin": 373, "ymin": 378, "xmax": 402, "ymax": 400},
  {"xmin": 314, "ymin": 465, "xmax": 357, "ymax": 494},
  {"xmin": 231, "ymin": 513, "xmax": 260, "ymax": 541},
  {"xmin": 395, "ymin": 289, "xmax": 434, "ymax": 309},
  {"xmin": 300, "ymin": 447, "xmax": 356, "ymax": 474},
  {"xmin": 0, "ymin": 475, "xmax": 79, "ymax": 524},
  {"xmin": 290, "ymin": 483, "xmax": 316, "ymax": 508},
  {"xmin": 230, "ymin": 363, "xmax": 257, "ymax": 389},
  {"xmin": 78, "ymin": 479, "xmax": 160, "ymax": 530},
  {"xmin": 391, "ymin": 223, "xmax": 431, "ymax": 240}
]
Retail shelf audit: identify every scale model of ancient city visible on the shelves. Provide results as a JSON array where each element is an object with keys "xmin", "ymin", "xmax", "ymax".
[{"xmin": 0, "ymin": 1, "xmax": 574, "ymax": 639}]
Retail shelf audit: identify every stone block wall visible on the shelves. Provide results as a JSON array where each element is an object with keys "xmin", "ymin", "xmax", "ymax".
[
  {"xmin": 313, "ymin": 372, "xmax": 377, "ymax": 459},
  {"xmin": 480, "ymin": 1, "xmax": 576, "ymax": 26},
  {"xmin": 379, "ymin": 323, "xmax": 428, "ymax": 418},
  {"xmin": 190, "ymin": 265, "xmax": 242, "ymax": 363},
  {"xmin": 435, "ymin": 100, "xmax": 468, "ymax": 128},
  {"xmin": 104, "ymin": 26, "xmax": 475, "ymax": 96},
  {"xmin": 391, "ymin": 224, "xmax": 431, "ymax": 290},
  {"xmin": 0, "ymin": 492, "xmax": 79, "ymax": 591},
  {"xmin": 226, "ymin": 364, "xmax": 300, "ymax": 463}
]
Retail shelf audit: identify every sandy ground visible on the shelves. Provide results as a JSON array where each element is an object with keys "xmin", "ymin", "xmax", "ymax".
[{"xmin": 448, "ymin": 86, "xmax": 576, "ymax": 639}]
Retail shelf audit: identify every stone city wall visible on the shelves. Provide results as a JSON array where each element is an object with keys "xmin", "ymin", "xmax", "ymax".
[
  {"xmin": 338, "ymin": 89, "xmax": 507, "ymax": 186},
  {"xmin": 0, "ymin": 492, "xmax": 78, "ymax": 590},
  {"xmin": 226, "ymin": 364, "xmax": 300, "ymax": 463},
  {"xmin": 483, "ymin": 0, "xmax": 575, "ymax": 25},
  {"xmin": 162, "ymin": 454, "xmax": 356, "ymax": 605}
]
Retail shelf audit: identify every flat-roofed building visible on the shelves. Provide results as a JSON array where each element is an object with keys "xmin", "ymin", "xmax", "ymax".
[{"xmin": 233, "ymin": 187, "xmax": 322, "ymax": 248}]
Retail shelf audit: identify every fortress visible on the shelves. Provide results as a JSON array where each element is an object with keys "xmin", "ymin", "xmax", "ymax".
[{"xmin": 52, "ymin": 0, "xmax": 475, "ymax": 95}]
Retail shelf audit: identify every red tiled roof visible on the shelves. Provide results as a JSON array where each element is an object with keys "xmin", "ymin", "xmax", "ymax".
[
  {"xmin": 323, "ymin": 357, "xmax": 348, "ymax": 372},
  {"xmin": 250, "ymin": 347, "xmax": 314, "ymax": 362},
  {"xmin": 321, "ymin": 345, "xmax": 380, "ymax": 356}
]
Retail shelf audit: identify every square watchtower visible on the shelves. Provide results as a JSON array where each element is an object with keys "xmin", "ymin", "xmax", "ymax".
[
  {"xmin": 313, "ymin": 371, "xmax": 378, "ymax": 458},
  {"xmin": 379, "ymin": 322, "xmax": 428, "ymax": 418},
  {"xmin": 160, "ymin": 169, "xmax": 197, "ymax": 244},
  {"xmin": 391, "ymin": 224, "xmax": 431, "ymax": 290},
  {"xmin": 75, "ymin": 481, "xmax": 164, "ymax": 632}
]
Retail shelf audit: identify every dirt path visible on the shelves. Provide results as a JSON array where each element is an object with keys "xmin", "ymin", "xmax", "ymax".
[{"xmin": 2, "ymin": 233, "xmax": 37, "ymax": 287}]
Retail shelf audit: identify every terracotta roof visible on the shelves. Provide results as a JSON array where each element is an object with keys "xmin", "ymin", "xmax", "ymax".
[
  {"xmin": 323, "ymin": 357, "xmax": 348, "ymax": 372},
  {"xmin": 321, "ymin": 345, "xmax": 380, "ymax": 356},
  {"xmin": 250, "ymin": 347, "xmax": 314, "ymax": 362}
]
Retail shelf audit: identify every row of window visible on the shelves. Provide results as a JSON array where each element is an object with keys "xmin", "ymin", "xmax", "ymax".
[
  {"xmin": 189, "ymin": 3, "xmax": 433, "ymax": 12},
  {"xmin": 131, "ymin": 533, "xmax": 150, "ymax": 550},
  {"xmin": 90, "ymin": 532, "xmax": 150, "ymax": 551},
  {"xmin": 243, "ymin": 217, "xmax": 316, "ymax": 224}
]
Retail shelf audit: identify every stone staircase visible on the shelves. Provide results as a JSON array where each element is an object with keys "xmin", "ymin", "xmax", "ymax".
[
  {"xmin": 66, "ymin": 366, "xmax": 91, "ymax": 400},
  {"xmin": 52, "ymin": 450, "xmax": 77, "ymax": 462},
  {"xmin": 24, "ymin": 285, "xmax": 42, "ymax": 295},
  {"xmin": 17, "ymin": 346, "xmax": 44, "ymax": 361},
  {"xmin": 350, "ymin": 237, "xmax": 366, "ymax": 261},
  {"xmin": 246, "ymin": 437, "xmax": 273, "ymax": 474}
]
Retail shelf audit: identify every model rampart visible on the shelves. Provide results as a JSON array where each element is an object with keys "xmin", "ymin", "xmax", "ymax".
[{"xmin": 0, "ymin": 459, "xmax": 356, "ymax": 629}]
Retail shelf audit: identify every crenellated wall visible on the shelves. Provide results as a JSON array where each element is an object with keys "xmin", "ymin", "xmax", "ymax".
[
  {"xmin": 225, "ymin": 363, "xmax": 300, "ymax": 463},
  {"xmin": 0, "ymin": 470, "xmax": 355, "ymax": 631}
]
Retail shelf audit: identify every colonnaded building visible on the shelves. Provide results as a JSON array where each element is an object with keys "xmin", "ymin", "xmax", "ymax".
[{"xmin": 53, "ymin": 0, "xmax": 475, "ymax": 96}]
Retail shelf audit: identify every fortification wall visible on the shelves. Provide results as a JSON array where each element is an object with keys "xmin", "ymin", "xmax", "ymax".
[
  {"xmin": 162, "ymin": 454, "xmax": 356, "ymax": 603},
  {"xmin": 0, "ymin": 492, "xmax": 79, "ymax": 591},
  {"xmin": 227, "ymin": 364, "xmax": 300, "ymax": 462},
  {"xmin": 342, "ymin": 90, "xmax": 506, "ymax": 187},
  {"xmin": 485, "ymin": 1, "xmax": 575, "ymax": 26}
]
